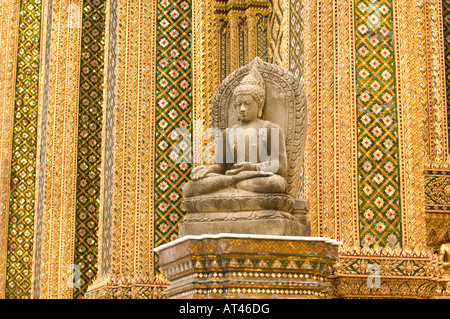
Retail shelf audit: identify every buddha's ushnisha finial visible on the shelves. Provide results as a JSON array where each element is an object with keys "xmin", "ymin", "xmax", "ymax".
[{"xmin": 233, "ymin": 66, "xmax": 266, "ymax": 117}]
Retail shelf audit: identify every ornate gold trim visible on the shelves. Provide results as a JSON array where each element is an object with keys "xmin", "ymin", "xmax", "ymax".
[
  {"xmin": 333, "ymin": 0, "xmax": 358, "ymax": 246},
  {"xmin": 425, "ymin": 0, "xmax": 448, "ymax": 164},
  {"xmin": 192, "ymin": 0, "xmax": 219, "ymax": 167},
  {"xmin": 394, "ymin": 0, "xmax": 428, "ymax": 248},
  {"xmin": 303, "ymin": 0, "xmax": 318, "ymax": 237},
  {"xmin": 33, "ymin": 0, "xmax": 83, "ymax": 299},
  {"xmin": 32, "ymin": 0, "xmax": 52, "ymax": 299},
  {"xmin": 0, "ymin": 0, "xmax": 21, "ymax": 299},
  {"xmin": 317, "ymin": 0, "xmax": 336, "ymax": 240},
  {"xmin": 88, "ymin": 0, "xmax": 159, "ymax": 297}
]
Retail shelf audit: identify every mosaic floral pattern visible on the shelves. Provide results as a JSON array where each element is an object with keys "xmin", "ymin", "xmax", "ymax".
[
  {"xmin": 5, "ymin": 0, "xmax": 42, "ymax": 299},
  {"xmin": 155, "ymin": 0, "xmax": 192, "ymax": 269},
  {"xmin": 354, "ymin": 0, "xmax": 402, "ymax": 248},
  {"xmin": 444, "ymin": 0, "xmax": 450, "ymax": 149},
  {"xmin": 73, "ymin": 0, "xmax": 106, "ymax": 299}
]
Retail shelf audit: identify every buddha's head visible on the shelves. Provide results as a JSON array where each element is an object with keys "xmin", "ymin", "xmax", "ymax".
[{"xmin": 233, "ymin": 66, "xmax": 265, "ymax": 123}]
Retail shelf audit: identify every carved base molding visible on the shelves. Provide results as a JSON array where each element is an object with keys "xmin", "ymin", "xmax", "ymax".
[
  {"xmin": 155, "ymin": 233, "xmax": 341, "ymax": 299},
  {"xmin": 330, "ymin": 276, "xmax": 439, "ymax": 299},
  {"xmin": 84, "ymin": 274, "xmax": 169, "ymax": 299},
  {"xmin": 329, "ymin": 244, "xmax": 446, "ymax": 298}
]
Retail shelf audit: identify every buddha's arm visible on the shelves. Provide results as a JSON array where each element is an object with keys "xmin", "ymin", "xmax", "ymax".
[{"xmin": 254, "ymin": 125, "xmax": 287, "ymax": 178}]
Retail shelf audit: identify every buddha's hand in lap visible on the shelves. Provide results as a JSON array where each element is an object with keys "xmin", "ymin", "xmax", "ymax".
[
  {"xmin": 192, "ymin": 165, "xmax": 215, "ymax": 181},
  {"xmin": 225, "ymin": 162, "xmax": 259, "ymax": 175},
  {"xmin": 226, "ymin": 163, "xmax": 274, "ymax": 183}
]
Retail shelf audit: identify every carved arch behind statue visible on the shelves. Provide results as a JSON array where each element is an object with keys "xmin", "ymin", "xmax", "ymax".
[{"xmin": 211, "ymin": 57, "xmax": 308, "ymax": 198}]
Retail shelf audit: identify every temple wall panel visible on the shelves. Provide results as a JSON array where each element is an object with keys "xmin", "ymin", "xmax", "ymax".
[{"xmin": 0, "ymin": 0, "xmax": 448, "ymax": 299}]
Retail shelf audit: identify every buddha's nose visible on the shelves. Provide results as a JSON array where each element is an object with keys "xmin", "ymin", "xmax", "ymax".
[{"xmin": 239, "ymin": 104, "xmax": 246, "ymax": 112}]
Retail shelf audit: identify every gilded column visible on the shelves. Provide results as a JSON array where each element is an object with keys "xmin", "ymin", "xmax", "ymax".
[
  {"xmin": 86, "ymin": 0, "xmax": 168, "ymax": 299},
  {"xmin": 192, "ymin": 0, "xmax": 219, "ymax": 167},
  {"xmin": 0, "ymin": 0, "xmax": 21, "ymax": 299},
  {"xmin": 33, "ymin": 0, "xmax": 82, "ymax": 299},
  {"xmin": 228, "ymin": 10, "xmax": 242, "ymax": 72}
]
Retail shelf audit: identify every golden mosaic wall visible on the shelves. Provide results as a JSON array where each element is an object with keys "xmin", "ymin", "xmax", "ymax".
[
  {"xmin": 0, "ymin": 0, "xmax": 449, "ymax": 299},
  {"xmin": 191, "ymin": 0, "xmax": 448, "ymax": 298}
]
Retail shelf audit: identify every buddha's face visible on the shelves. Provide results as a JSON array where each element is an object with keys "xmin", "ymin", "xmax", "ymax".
[{"xmin": 235, "ymin": 94, "xmax": 259, "ymax": 123}]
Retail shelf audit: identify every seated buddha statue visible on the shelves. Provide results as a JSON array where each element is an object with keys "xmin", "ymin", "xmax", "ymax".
[{"xmin": 183, "ymin": 66, "xmax": 288, "ymax": 198}]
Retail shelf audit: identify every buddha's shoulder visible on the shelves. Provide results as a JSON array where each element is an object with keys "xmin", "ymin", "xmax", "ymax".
[{"xmin": 260, "ymin": 119, "xmax": 281, "ymax": 129}]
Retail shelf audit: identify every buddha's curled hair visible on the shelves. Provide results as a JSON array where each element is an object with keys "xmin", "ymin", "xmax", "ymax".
[{"xmin": 233, "ymin": 66, "xmax": 266, "ymax": 116}]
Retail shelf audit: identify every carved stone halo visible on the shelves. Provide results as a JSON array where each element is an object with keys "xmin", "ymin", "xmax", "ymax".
[{"xmin": 211, "ymin": 57, "xmax": 308, "ymax": 198}]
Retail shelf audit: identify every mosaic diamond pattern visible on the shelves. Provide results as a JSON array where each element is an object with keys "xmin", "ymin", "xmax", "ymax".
[
  {"xmin": 5, "ymin": 0, "xmax": 42, "ymax": 299},
  {"xmin": 289, "ymin": 0, "xmax": 303, "ymax": 80},
  {"xmin": 239, "ymin": 19, "xmax": 246, "ymax": 67},
  {"xmin": 155, "ymin": 0, "xmax": 192, "ymax": 270},
  {"xmin": 73, "ymin": 0, "xmax": 106, "ymax": 299},
  {"xmin": 355, "ymin": 0, "xmax": 402, "ymax": 248},
  {"xmin": 256, "ymin": 14, "xmax": 268, "ymax": 62},
  {"xmin": 444, "ymin": 0, "xmax": 450, "ymax": 150}
]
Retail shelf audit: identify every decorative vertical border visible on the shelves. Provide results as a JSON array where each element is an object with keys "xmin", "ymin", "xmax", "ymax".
[
  {"xmin": 238, "ymin": 18, "xmax": 246, "ymax": 67},
  {"xmin": 192, "ymin": 0, "xmax": 219, "ymax": 168},
  {"xmin": 334, "ymin": 0, "xmax": 358, "ymax": 245},
  {"xmin": 317, "ymin": 0, "xmax": 336, "ymax": 240},
  {"xmin": 87, "ymin": 0, "xmax": 161, "ymax": 298},
  {"xmin": 427, "ymin": 0, "xmax": 448, "ymax": 163},
  {"xmin": 289, "ymin": 0, "xmax": 303, "ymax": 79},
  {"xmin": 394, "ymin": 0, "xmax": 428, "ymax": 248},
  {"xmin": 104, "ymin": 0, "xmax": 158, "ymax": 282},
  {"xmin": 354, "ymin": 0, "xmax": 403, "ymax": 248},
  {"xmin": 0, "ymin": 0, "xmax": 21, "ymax": 299},
  {"xmin": 154, "ymin": 0, "xmax": 192, "ymax": 271},
  {"xmin": 35, "ymin": 0, "xmax": 83, "ymax": 299},
  {"xmin": 444, "ymin": 0, "xmax": 450, "ymax": 156},
  {"xmin": 302, "ymin": 0, "xmax": 318, "ymax": 236},
  {"xmin": 4, "ymin": 0, "xmax": 43, "ymax": 299},
  {"xmin": 256, "ymin": 14, "xmax": 268, "ymax": 61},
  {"xmin": 73, "ymin": 0, "xmax": 106, "ymax": 299},
  {"xmin": 219, "ymin": 21, "xmax": 228, "ymax": 82},
  {"xmin": 32, "ymin": 0, "xmax": 53, "ymax": 299},
  {"xmin": 97, "ymin": 0, "xmax": 117, "ymax": 279}
]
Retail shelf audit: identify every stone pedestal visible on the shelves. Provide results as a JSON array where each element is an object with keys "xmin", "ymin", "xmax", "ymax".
[
  {"xmin": 155, "ymin": 233, "xmax": 341, "ymax": 299},
  {"xmin": 179, "ymin": 194, "xmax": 311, "ymax": 237}
]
